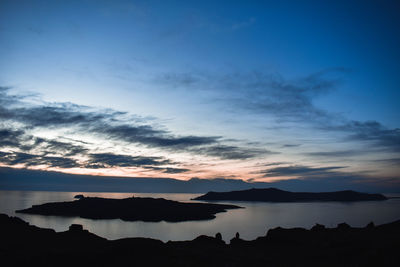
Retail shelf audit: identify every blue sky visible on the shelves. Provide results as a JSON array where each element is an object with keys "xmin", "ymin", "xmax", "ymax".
[{"xmin": 0, "ymin": 0, "xmax": 399, "ymax": 191}]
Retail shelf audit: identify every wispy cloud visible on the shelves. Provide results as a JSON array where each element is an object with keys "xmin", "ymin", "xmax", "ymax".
[
  {"xmin": 157, "ymin": 68, "xmax": 346, "ymax": 122},
  {"xmin": 189, "ymin": 145, "xmax": 276, "ymax": 160},
  {"xmin": 0, "ymin": 126, "xmax": 88, "ymax": 156},
  {"xmin": 0, "ymin": 88, "xmax": 211, "ymax": 151},
  {"xmin": 259, "ymin": 165, "xmax": 346, "ymax": 178},
  {"xmin": 251, "ymin": 163, "xmax": 400, "ymax": 192},
  {"xmin": 0, "ymin": 151, "xmax": 80, "ymax": 168},
  {"xmin": 321, "ymin": 120, "xmax": 400, "ymax": 152},
  {"xmin": 305, "ymin": 150, "xmax": 362, "ymax": 158},
  {"xmin": 156, "ymin": 69, "xmax": 400, "ymax": 154},
  {"xmin": 84, "ymin": 153, "xmax": 172, "ymax": 169},
  {"xmin": 0, "ymin": 128, "xmax": 27, "ymax": 149},
  {"xmin": 0, "ymin": 87, "xmax": 267, "ymax": 175},
  {"xmin": 0, "ymin": 148, "xmax": 187, "ymax": 173},
  {"xmin": 144, "ymin": 166, "xmax": 190, "ymax": 174},
  {"xmin": 1, "ymin": 88, "xmax": 221, "ymax": 152},
  {"xmin": 256, "ymin": 162, "xmax": 290, "ymax": 167}
]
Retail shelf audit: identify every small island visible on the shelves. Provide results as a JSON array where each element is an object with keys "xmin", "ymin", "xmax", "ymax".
[
  {"xmin": 16, "ymin": 196, "xmax": 241, "ymax": 222},
  {"xmin": 194, "ymin": 188, "xmax": 387, "ymax": 202}
]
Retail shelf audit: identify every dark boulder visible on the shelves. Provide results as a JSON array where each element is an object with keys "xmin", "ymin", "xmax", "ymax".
[
  {"xmin": 215, "ymin": 232, "xmax": 222, "ymax": 241},
  {"xmin": 366, "ymin": 222, "xmax": 375, "ymax": 229},
  {"xmin": 69, "ymin": 224, "xmax": 83, "ymax": 231},
  {"xmin": 337, "ymin": 222, "xmax": 351, "ymax": 230},
  {"xmin": 311, "ymin": 223, "xmax": 326, "ymax": 231}
]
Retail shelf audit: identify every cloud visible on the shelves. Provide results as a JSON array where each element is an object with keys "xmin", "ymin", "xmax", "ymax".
[
  {"xmin": 1, "ymin": 84, "xmax": 277, "ymax": 175},
  {"xmin": 0, "ymin": 126, "xmax": 88, "ymax": 156},
  {"xmin": 161, "ymin": 167, "xmax": 190, "ymax": 174},
  {"xmin": 305, "ymin": 150, "xmax": 362, "ymax": 158},
  {"xmin": 282, "ymin": 144, "xmax": 301, "ymax": 148},
  {"xmin": 0, "ymin": 87, "xmax": 275, "ymax": 162},
  {"xmin": 36, "ymin": 156, "xmax": 80, "ymax": 168},
  {"xmin": 0, "ymin": 128, "xmax": 26, "ymax": 149},
  {"xmin": 0, "ymin": 86, "xmax": 23, "ymax": 106},
  {"xmin": 1, "ymin": 87, "xmax": 212, "ymax": 173},
  {"xmin": 0, "ymin": 151, "xmax": 80, "ymax": 168},
  {"xmin": 157, "ymin": 69, "xmax": 400, "ymax": 154},
  {"xmin": 322, "ymin": 120, "xmax": 400, "ymax": 152},
  {"xmin": 369, "ymin": 157, "xmax": 400, "ymax": 166},
  {"xmin": 251, "ymin": 164, "xmax": 400, "ymax": 193},
  {"xmin": 255, "ymin": 166, "xmax": 398, "ymax": 196},
  {"xmin": 0, "ymin": 103, "xmax": 123, "ymax": 128},
  {"xmin": 253, "ymin": 164, "xmax": 400, "ymax": 191},
  {"xmin": 190, "ymin": 145, "xmax": 277, "ymax": 160},
  {"xmin": 37, "ymin": 139, "xmax": 88, "ymax": 156},
  {"xmin": 94, "ymin": 124, "xmax": 219, "ymax": 149},
  {"xmin": 0, "ymin": 150, "xmax": 185, "ymax": 171},
  {"xmin": 0, "ymin": 119, "xmax": 190, "ymax": 172},
  {"xmin": 257, "ymin": 162, "xmax": 290, "ymax": 167},
  {"xmin": 157, "ymin": 68, "xmax": 347, "ymax": 123},
  {"xmin": 1, "ymin": 87, "xmax": 260, "ymax": 160},
  {"xmin": 144, "ymin": 166, "xmax": 190, "ymax": 174},
  {"xmin": 84, "ymin": 153, "xmax": 172, "ymax": 169},
  {"xmin": 259, "ymin": 165, "xmax": 346, "ymax": 178}
]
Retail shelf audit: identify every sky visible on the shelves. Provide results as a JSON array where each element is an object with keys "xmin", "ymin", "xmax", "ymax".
[{"xmin": 0, "ymin": 0, "xmax": 399, "ymax": 192}]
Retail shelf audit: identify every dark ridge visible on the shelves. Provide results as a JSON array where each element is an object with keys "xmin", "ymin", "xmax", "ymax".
[
  {"xmin": 1, "ymin": 213, "xmax": 399, "ymax": 266},
  {"xmin": 193, "ymin": 187, "xmax": 387, "ymax": 202},
  {"xmin": 16, "ymin": 196, "xmax": 241, "ymax": 222}
]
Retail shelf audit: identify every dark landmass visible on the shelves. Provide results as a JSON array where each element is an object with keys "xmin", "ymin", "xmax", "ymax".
[
  {"xmin": 16, "ymin": 196, "xmax": 240, "ymax": 222},
  {"xmin": 1, "ymin": 214, "xmax": 399, "ymax": 266},
  {"xmin": 194, "ymin": 187, "xmax": 387, "ymax": 202}
]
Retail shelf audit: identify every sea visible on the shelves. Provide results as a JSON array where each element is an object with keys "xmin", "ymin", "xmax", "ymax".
[{"xmin": 1, "ymin": 190, "xmax": 399, "ymax": 242}]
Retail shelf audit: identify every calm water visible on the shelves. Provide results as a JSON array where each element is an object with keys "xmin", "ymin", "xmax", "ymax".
[{"xmin": 1, "ymin": 190, "xmax": 399, "ymax": 242}]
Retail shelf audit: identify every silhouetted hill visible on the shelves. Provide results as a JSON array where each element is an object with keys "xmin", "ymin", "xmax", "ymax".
[
  {"xmin": 194, "ymin": 188, "xmax": 387, "ymax": 202},
  {"xmin": 1, "ymin": 213, "xmax": 399, "ymax": 266},
  {"xmin": 16, "ymin": 196, "xmax": 240, "ymax": 222}
]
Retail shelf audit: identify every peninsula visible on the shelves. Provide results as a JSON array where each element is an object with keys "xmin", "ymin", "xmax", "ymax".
[
  {"xmin": 194, "ymin": 188, "xmax": 387, "ymax": 202},
  {"xmin": 16, "ymin": 196, "xmax": 240, "ymax": 222}
]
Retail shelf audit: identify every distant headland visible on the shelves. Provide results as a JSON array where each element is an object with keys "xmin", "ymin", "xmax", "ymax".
[
  {"xmin": 16, "ymin": 196, "xmax": 240, "ymax": 222},
  {"xmin": 194, "ymin": 188, "xmax": 387, "ymax": 202}
]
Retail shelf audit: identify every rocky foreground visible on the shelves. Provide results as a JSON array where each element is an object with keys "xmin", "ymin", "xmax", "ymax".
[
  {"xmin": 16, "ymin": 196, "xmax": 240, "ymax": 222},
  {"xmin": 1, "ymin": 213, "xmax": 399, "ymax": 266}
]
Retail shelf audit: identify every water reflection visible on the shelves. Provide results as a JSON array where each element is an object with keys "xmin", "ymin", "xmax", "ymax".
[{"xmin": 0, "ymin": 190, "xmax": 399, "ymax": 242}]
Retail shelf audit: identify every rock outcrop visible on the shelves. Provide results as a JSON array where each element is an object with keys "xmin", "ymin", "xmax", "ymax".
[{"xmin": 1, "ymin": 213, "xmax": 399, "ymax": 266}]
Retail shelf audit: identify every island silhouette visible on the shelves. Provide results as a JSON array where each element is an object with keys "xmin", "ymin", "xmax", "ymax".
[
  {"xmin": 194, "ymin": 188, "xmax": 387, "ymax": 202},
  {"xmin": 16, "ymin": 196, "xmax": 241, "ymax": 222},
  {"xmin": 1, "ymin": 213, "xmax": 399, "ymax": 266}
]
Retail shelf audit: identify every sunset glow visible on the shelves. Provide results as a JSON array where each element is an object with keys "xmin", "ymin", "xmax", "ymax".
[{"xmin": 0, "ymin": 0, "xmax": 399, "ymax": 192}]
